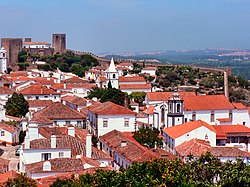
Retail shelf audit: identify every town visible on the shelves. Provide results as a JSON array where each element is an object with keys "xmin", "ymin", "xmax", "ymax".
[{"xmin": 0, "ymin": 34, "xmax": 250, "ymax": 186}]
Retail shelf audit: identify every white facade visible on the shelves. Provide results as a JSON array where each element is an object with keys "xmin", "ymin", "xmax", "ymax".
[
  {"xmin": 0, "ymin": 47, "xmax": 7, "ymax": 73},
  {"xmin": 163, "ymin": 126, "xmax": 216, "ymax": 154},
  {"xmin": 141, "ymin": 68, "xmax": 156, "ymax": 76},
  {"xmin": 87, "ymin": 112, "xmax": 136, "ymax": 137},
  {"xmin": 23, "ymin": 43, "xmax": 51, "ymax": 49},
  {"xmin": 0, "ymin": 127, "xmax": 19, "ymax": 144},
  {"xmin": 24, "ymin": 94, "xmax": 61, "ymax": 102},
  {"xmin": 120, "ymin": 87, "xmax": 151, "ymax": 95},
  {"xmin": 105, "ymin": 58, "xmax": 119, "ymax": 89}
]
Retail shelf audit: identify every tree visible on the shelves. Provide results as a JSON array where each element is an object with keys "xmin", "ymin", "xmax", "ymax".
[
  {"xmin": 133, "ymin": 127, "xmax": 162, "ymax": 148},
  {"xmin": 128, "ymin": 92, "xmax": 146, "ymax": 106},
  {"xmin": 17, "ymin": 62, "xmax": 29, "ymax": 71},
  {"xmin": 6, "ymin": 92, "xmax": 29, "ymax": 117},
  {"xmin": 4, "ymin": 173, "xmax": 37, "ymax": 187},
  {"xmin": 88, "ymin": 88, "xmax": 126, "ymax": 106},
  {"xmin": 18, "ymin": 51, "xmax": 28, "ymax": 63}
]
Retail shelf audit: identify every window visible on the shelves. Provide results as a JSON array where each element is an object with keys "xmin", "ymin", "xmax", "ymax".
[
  {"xmin": 41, "ymin": 153, "xmax": 51, "ymax": 161},
  {"xmin": 177, "ymin": 104, "xmax": 180, "ymax": 113},
  {"xmin": 185, "ymin": 118, "xmax": 187, "ymax": 123},
  {"xmin": 66, "ymin": 121, "xmax": 70, "ymax": 125},
  {"xmin": 77, "ymin": 121, "xmax": 82, "ymax": 127},
  {"xmin": 192, "ymin": 112, "xmax": 196, "ymax": 121},
  {"xmin": 113, "ymin": 74, "xmax": 116, "ymax": 79},
  {"xmin": 124, "ymin": 118, "xmax": 129, "ymax": 127},
  {"xmin": 231, "ymin": 137, "xmax": 238, "ymax": 143},
  {"xmin": 103, "ymin": 119, "xmax": 108, "ymax": 127},
  {"xmin": 210, "ymin": 111, "xmax": 215, "ymax": 122},
  {"xmin": 59, "ymin": 152, "xmax": 64, "ymax": 158},
  {"xmin": 243, "ymin": 122, "xmax": 246, "ymax": 126},
  {"xmin": 1, "ymin": 131, "xmax": 5, "ymax": 136},
  {"xmin": 161, "ymin": 108, "xmax": 165, "ymax": 123},
  {"xmin": 35, "ymin": 96, "xmax": 39, "ymax": 100},
  {"xmin": 44, "ymin": 96, "xmax": 48, "ymax": 98},
  {"xmin": 229, "ymin": 110, "xmax": 233, "ymax": 121}
]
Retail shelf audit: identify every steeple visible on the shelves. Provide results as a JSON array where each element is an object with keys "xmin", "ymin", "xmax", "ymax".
[{"xmin": 107, "ymin": 57, "xmax": 117, "ymax": 72}]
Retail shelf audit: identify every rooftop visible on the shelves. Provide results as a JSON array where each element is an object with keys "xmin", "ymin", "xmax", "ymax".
[
  {"xmin": 0, "ymin": 86, "xmax": 15, "ymax": 95},
  {"xmin": 163, "ymin": 120, "xmax": 216, "ymax": 139},
  {"xmin": 18, "ymin": 83, "xmax": 58, "ymax": 95},
  {"xmin": 146, "ymin": 92, "xmax": 195, "ymax": 101},
  {"xmin": 212, "ymin": 125, "xmax": 250, "ymax": 139},
  {"xmin": 28, "ymin": 100, "xmax": 53, "ymax": 107},
  {"xmin": 119, "ymin": 83, "xmax": 151, "ymax": 89},
  {"xmin": 64, "ymin": 77, "xmax": 89, "ymax": 84},
  {"xmin": 0, "ymin": 122, "xmax": 18, "ymax": 133},
  {"xmin": 119, "ymin": 76, "xmax": 146, "ymax": 82}
]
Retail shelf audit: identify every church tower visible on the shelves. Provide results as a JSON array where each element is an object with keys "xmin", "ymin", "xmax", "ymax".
[
  {"xmin": 167, "ymin": 92, "xmax": 184, "ymax": 127},
  {"xmin": 105, "ymin": 58, "xmax": 119, "ymax": 89},
  {"xmin": 0, "ymin": 47, "xmax": 7, "ymax": 73}
]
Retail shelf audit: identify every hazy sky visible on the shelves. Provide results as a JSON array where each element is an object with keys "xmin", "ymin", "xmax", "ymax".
[{"xmin": 1, "ymin": 0, "xmax": 250, "ymax": 54}]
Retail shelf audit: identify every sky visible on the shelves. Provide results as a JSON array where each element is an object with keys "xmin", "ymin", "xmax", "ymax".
[{"xmin": 0, "ymin": 0, "xmax": 250, "ymax": 54}]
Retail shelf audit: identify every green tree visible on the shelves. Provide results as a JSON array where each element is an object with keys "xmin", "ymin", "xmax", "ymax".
[
  {"xmin": 17, "ymin": 62, "xmax": 29, "ymax": 71},
  {"xmin": 4, "ymin": 173, "xmax": 37, "ymax": 187},
  {"xmin": 18, "ymin": 51, "xmax": 28, "ymax": 63},
  {"xmin": 70, "ymin": 63, "xmax": 85, "ymax": 77},
  {"xmin": 6, "ymin": 92, "xmax": 29, "ymax": 117},
  {"xmin": 133, "ymin": 127, "xmax": 162, "ymax": 148},
  {"xmin": 128, "ymin": 92, "xmax": 146, "ymax": 106}
]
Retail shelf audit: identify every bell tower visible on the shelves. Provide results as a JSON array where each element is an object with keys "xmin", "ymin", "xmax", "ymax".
[
  {"xmin": 0, "ymin": 47, "xmax": 7, "ymax": 73},
  {"xmin": 105, "ymin": 58, "xmax": 119, "ymax": 89},
  {"xmin": 167, "ymin": 92, "xmax": 184, "ymax": 127}
]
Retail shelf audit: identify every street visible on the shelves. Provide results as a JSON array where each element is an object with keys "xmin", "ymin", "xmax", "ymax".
[{"xmin": 0, "ymin": 145, "xmax": 19, "ymax": 171}]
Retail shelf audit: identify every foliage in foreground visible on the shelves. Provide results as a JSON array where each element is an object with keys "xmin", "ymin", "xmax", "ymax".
[
  {"xmin": 4, "ymin": 173, "xmax": 37, "ymax": 187},
  {"xmin": 51, "ymin": 153, "xmax": 250, "ymax": 187}
]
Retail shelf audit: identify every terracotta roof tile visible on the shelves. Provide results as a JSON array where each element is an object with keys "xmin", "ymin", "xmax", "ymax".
[
  {"xmin": 176, "ymin": 139, "xmax": 211, "ymax": 157},
  {"xmin": 26, "ymin": 158, "xmax": 84, "ymax": 173},
  {"xmin": 217, "ymin": 118, "xmax": 231, "ymax": 122},
  {"xmin": 232, "ymin": 102, "xmax": 247, "ymax": 110},
  {"xmin": 0, "ymin": 122, "xmax": 17, "ymax": 133},
  {"xmin": 119, "ymin": 83, "xmax": 151, "ymax": 89},
  {"xmin": 146, "ymin": 92, "xmax": 196, "ymax": 101},
  {"xmin": 163, "ymin": 120, "xmax": 216, "ymax": 139},
  {"xmin": 50, "ymin": 83, "xmax": 72, "ymax": 90},
  {"xmin": 143, "ymin": 106, "xmax": 155, "ymax": 115},
  {"xmin": 38, "ymin": 126, "xmax": 68, "ymax": 139},
  {"xmin": 210, "ymin": 147, "xmax": 250, "ymax": 157},
  {"xmin": 68, "ymin": 83, "xmax": 96, "ymax": 89},
  {"xmin": 88, "ymin": 101, "xmax": 136, "ymax": 115},
  {"xmin": 0, "ymin": 87, "xmax": 15, "ymax": 94},
  {"xmin": 64, "ymin": 77, "xmax": 88, "ymax": 84},
  {"xmin": 28, "ymin": 100, "xmax": 53, "ymax": 107},
  {"xmin": 142, "ymin": 67, "xmax": 157, "ymax": 70},
  {"xmin": 10, "ymin": 71, "xmax": 28, "ymax": 77},
  {"xmin": 62, "ymin": 95, "xmax": 87, "ymax": 106},
  {"xmin": 0, "ymin": 158, "xmax": 10, "ymax": 173},
  {"xmin": 119, "ymin": 76, "xmax": 146, "ymax": 82},
  {"xmin": 118, "ymin": 62, "xmax": 133, "ymax": 67},
  {"xmin": 184, "ymin": 95, "xmax": 234, "ymax": 111},
  {"xmin": 212, "ymin": 125, "xmax": 250, "ymax": 140},
  {"xmin": 19, "ymin": 83, "xmax": 58, "ymax": 95},
  {"xmin": 33, "ymin": 102, "xmax": 85, "ymax": 120}
]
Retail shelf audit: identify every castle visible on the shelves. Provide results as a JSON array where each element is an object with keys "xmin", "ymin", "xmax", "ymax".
[{"xmin": 0, "ymin": 34, "xmax": 66, "ymax": 70}]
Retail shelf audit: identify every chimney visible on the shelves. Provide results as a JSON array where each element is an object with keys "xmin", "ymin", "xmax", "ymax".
[
  {"xmin": 43, "ymin": 161, "xmax": 51, "ymax": 171},
  {"xmin": 24, "ymin": 135, "xmax": 30, "ymax": 149},
  {"xmin": 86, "ymin": 134, "xmax": 92, "ymax": 158},
  {"xmin": 51, "ymin": 135, "xmax": 56, "ymax": 148},
  {"xmin": 63, "ymin": 83, "xmax": 66, "ymax": 89},
  {"xmin": 68, "ymin": 126, "xmax": 75, "ymax": 137},
  {"xmin": 28, "ymin": 122, "xmax": 39, "ymax": 141},
  {"xmin": 224, "ymin": 70, "xmax": 229, "ymax": 100},
  {"xmin": 121, "ymin": 140, "xmax": 127, "ymax": 147}
]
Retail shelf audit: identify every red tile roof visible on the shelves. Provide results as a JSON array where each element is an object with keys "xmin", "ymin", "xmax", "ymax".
[
  {"xmin": 23, "ymin": 42, "xmax": 49, "ymax": 45},
  {"xmin": 143, "ymin": 106, "xmax": 155, "ymax": 115},
  {"xmin": 33, "ymin": 102, "xmax": 85, "ymax": 120},
  {"xmin": 19, "ymin": 83, "xmax": 58, "ymax": 95},
  {"xmin": 62, "ymin": 95, "xmax": 87, "ymax": 106},
  {"xmin": 146, "ymin": 92, "xmax": 196, "ymax": 101},
  {"xmin": 184, "ymin": 95, "xmax": 234, "ymax": 111},
  {"xmin": 119, "ymin": 76, "xmax": 146, "ymax": 82},
  {"xmin": 68, "ymin": 83, "xmax": 96, "ymax": 89},
  {"xmin": 28, "ymin": 100, "xmax": 53, "ymax": 107},
  {"xmin": 0, "ymin": 87, "xmax": 14, "ymax": 94},
  {"xmin": 26, "ymin": 158, "xmax": 84, "ymax": 173},
  {"xmin": 35, "ymin": 78, "xmax": 57, "ymax": 85},
  {"xmin": 210, "ymin": 147, "xmax": 250, "ymax": 157},
  {"xmin": 38, "ymin": 126, "xmax": 68, "ymax": 139},
  {"xmin": 232, "ymin": 102, "xmax": 247, "ymax": 110},
  {"xmin": 142, "ymin": 67, "xmax": 157, "ymax": 70},
  {"xmin": 118, "ymin": 62, "xmax": 133, "ymax": 67},
  {"xmin": 50, "ymin": 83, "xmax": 72, "ymax": 90},
  {"xmin": 176, "ymin": 139, "xmax": 211, "ymax": 157},
  {"xmin": 0, "ymin": 170, "xmax": 18, "ymax": 184},
  {"xmin": 212, "ymin": 125, "xmax": 250, "ymax": 139},
  {"xmin": 88, "ymin": 101, "xmax": 136, "ymax": 115},
  {"xmin": 217, "ymin": 118, "xmax": 231, "ymax": 122},
  {"xmin": 64, "ymin": 77, "xmax": 88, "ymax": 84},
  {"xmin": 119, "ymin": 83, "xmax": 151, "ymax": 89},
  {"xmin": 99, "ymin": 76, "xmax": 106, "ymax": 82},
  {"xmin": 0, "ymin": 122, "xmax": 17, "ymax": 133},
  {"xmin": 10, "ymin": 71, "xmax": 28, "ymax": 77},
  {"xmin": 163, "ymin": 120, "xmax": 216, "ymax": 139}
]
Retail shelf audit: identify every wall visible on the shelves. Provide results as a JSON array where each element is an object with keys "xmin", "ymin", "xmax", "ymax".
[{"xmin": 24, "ymin": 94, "xmax": 61, "ymax": 102}]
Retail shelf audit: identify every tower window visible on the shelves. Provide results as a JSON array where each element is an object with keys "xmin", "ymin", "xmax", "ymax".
[
  {"xmin": 210, "ymin": 111, "xmax": 215, "ymax": 122},
  {"xmin": 177, "ymin": 104, "xmax": 180, "ymax": 113},
  {"xmin": 113, "ymin": 74, "xmax": 116, "ymax": 79},
  {"xmin": 192, "ymin": 112, "xmax": 196, "ymax": 121},
  {"xmin": 229, "ymin": 110, "xmax": 233, "ymax": 121}
]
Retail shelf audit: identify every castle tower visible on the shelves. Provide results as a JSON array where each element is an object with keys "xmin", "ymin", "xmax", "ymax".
[
  {"xmin": 1, "ymin": 38, "xmax": 22, "ymax": 69},
  {"xmin": 167, "ymin": 92, "xmax": 184, "ymax": 128},
  {"xmin": 105, "ymin": 58, "xmax": 119, "ymax": 89},
  {"xmin": 0, "ymin": 47, "xmax": 7, "ymax": 73},
  {"xmin": 52, "ymin": 34, "xmax": 66, "ymax": 54}
]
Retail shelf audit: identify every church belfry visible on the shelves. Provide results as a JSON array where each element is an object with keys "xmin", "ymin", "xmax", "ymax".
[
  {"xmin": 167, "ymin": 92, "xmax": 184, "ymax": 127},
  {"xmin": 105, "ymin": 58, "xmax": 119, "ymax": 89},
  {"xmin": 0, "ymin": 47, "xmax": 7, "ymax": 73}
]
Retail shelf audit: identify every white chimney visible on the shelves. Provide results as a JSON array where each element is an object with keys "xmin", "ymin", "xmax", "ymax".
[
  {"xmin": 63, "ymin": 83, "xmax": 66, "ymax": 89},
  {"xmin": 24, "ymin": 135, "xmax": 30, "ymax": 149},
  {"xmin": 121, "ymin": 140, "xmax": 127, "ymax": 147},
  {"xmin": 43, "ymin": 161, "xmax": 51, "ymax": 171},
  {"xmin": 68, "ymin": 126, "xmax": 75, "ymax": 137},
  {"xmin": 86, "ymin": 134, "xmax": 92, "ymax": 158},
  {"xmin": 51, "ymin": 135, "xmax": 56, "ymax": 148},
  {"xmin": 28, "ymin": 122, "xmax": 39, "ymax": 141}
]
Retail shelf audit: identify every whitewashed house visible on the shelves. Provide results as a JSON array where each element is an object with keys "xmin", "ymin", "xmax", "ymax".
[
  {"xmin": 0, "ymin": 122, "xmax": 19, "ymax": 145},
  {"xmin": 163, "ymin": 120, "xmax": 217, "ymax": 154},
  {"xmin": 87, "ymin": 101, "xmax": 136, "ymax": 137},
  {"xmin": 141, "ymin": 67, "xmax": 157, "ymax": 76},
  {"xmin": 0, "ymin": 86, "xmax": 14, "ymax": 105}
]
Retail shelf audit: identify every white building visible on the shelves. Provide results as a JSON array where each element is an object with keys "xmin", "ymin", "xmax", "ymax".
[
  {"xmin": 0, "ymin": 122, "xmax": 19, "ymax": 145},
  {"xmin": 141, "ymin": 67, "xmax": 157, "ymax": 76},
  {"xmin": 0, "ymin": 47, "xmax": 7, "ymax": 73},
  {"xmin": 87, "ymin": 101, "xmax": 136, "ymax": 137},
  {"xmin": 163, "ymin": 120, "xmax": 217, "ymax": 154},
  {"xmin": 0, "ymin": 86, "xmax": 14, "ymax": 105},
  {"xmin": 105, "ymin": 58, "xmax": 119, "ymax": 89},
  {"xmin": 23, "ymin": 42, "xmax": 51, "ymax": 49}
]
